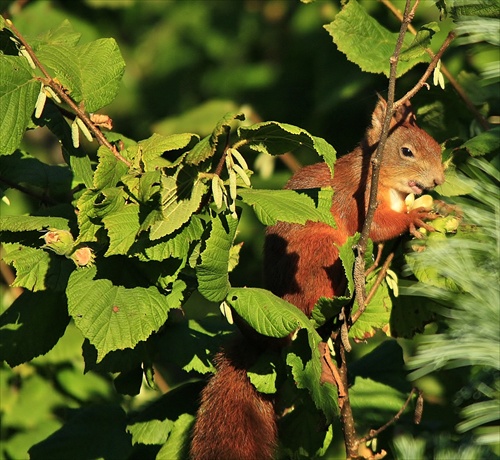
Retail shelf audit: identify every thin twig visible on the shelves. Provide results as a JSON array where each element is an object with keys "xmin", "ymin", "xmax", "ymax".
[
  {"xmin": 0, "ymin": 174, "xmax": 57, "ymax": 205},
  {"xmin": 380, "ymin": 0, "xmax": 490, "ymax": 131},
  {"xmin": 395, "ymin": 31, "xmax": 456, "ymax": 109},
  {"xmin": 5, "ymin": 18, "xmax": 131, "ymax": 167},
  {"xmin": 360, "ymin": 388, "xmax": 418, "ymax": 443},
  {"xmin": 365, "ymin": 243, "xmax": 385, "ymax": 277},
  {"xmin": 352, "ymin": 0, "xmax": 417, "ymax": 326},
  {"xmin": 351, "ymin": 252, "xmax": 394, "ymax": 326}
]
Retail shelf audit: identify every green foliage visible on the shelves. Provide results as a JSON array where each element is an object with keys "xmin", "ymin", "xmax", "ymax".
[{"xmin": 0, "ymin": 1, "xmax": 498, "ymax": 459}]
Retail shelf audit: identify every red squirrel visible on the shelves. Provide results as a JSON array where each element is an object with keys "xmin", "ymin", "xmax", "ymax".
[{"xmin": 190, "ymin": 98, "xmax": 445, "ymax": 460}]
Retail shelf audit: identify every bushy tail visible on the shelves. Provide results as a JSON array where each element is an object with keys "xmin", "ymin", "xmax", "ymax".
[{"xmin": 190, "ymin": 340, "xmax": 277, "ymax": 460}]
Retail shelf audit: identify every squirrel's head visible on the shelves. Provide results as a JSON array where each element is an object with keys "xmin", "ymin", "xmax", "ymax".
[{"xmin": 366, "ymin": 96, "xmax": 445, "ymax": 197}]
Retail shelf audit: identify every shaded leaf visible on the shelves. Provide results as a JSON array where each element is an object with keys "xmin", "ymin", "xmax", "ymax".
[
  {"xmin": 29, "ymin": 405, "xmax": 133, "ymax": 460},
  {"xmin": 0, "ymin": 290, "xmax": 69, "ymax": 367}
]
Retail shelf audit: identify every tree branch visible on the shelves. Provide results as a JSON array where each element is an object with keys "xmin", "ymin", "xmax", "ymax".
[
  {"xmin": 352, "ymin": 0, "xmax": 417, "ymax": 325},
  {"xmin": 380, "ymin": 0, "xmax": 490, "ymax": 131},
  {"xmin": 5, "ymin": 18, "xmax": 131, "ymax": 167},
  {"xmin": 360, "ymin": 388, "xmax": 418, "ymax": 443}
]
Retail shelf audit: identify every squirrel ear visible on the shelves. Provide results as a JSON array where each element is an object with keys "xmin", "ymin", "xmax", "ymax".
[
  {"xmin": 366, "ymin": 95, "xmax": 387, "ymax": 145},
  {"xmin": 366, "ymin": 96, "xmax": 417, "ymax": 146},
  {"xmin": 393, "ymin": 99, "xmax": 416, "ymax": 125}
]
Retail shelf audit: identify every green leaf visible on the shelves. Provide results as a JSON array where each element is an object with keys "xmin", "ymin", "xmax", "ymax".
[
  {"xmin": 286, "ymin": 328, "xmax": 338, "ymax": 422},
  {"xmin": 238, "ymin": 188, "xmax": 335, "ymax": 226},
  {"xmin": 2, "ymin": 244, "xmax": 73, "ymax": 292},
  {"xmin": 226, "ymin": 287, "xmax": 309, "ymax": 337},
  {"xmin": 29, "ymin": 404, "xmax": 133, "ymax": 460},
  {"xmin": 77, "ymin": 38, "xmax": 125, "ymax": 112},
  {"xmin": 155, "ymin": 317, "xmax": 232, "ymax": 374},
  {"xmin": 196, "ymin": 212, "xmax": 238, "ymax": 302},
  {"xmin": 93, "ymin": 146, "xmax": 129, "ymax": 189},
  {"xmin": 75, "ymin": 189, "xmax": 103, "ymax": 243},
  {"xmin": 462, "ymin": 127, "xmax": 500, "ymax": 156},
  {"xmin": 137, "ymin": 132, "xmax": 200, "ymax": 170},
  {"xmin": 67, "ymin": 267, "xmax": 185, "ymax": 361},
  {"xmin": 0, "ymin": 290, "xmax": 69, "ymax": 367},
  {"xmin": 237, "ymin": 122, "xmax": 336, "ymax": 172},
  {"xmin": 349, "ymin": 340, "xmax": 411, "ymax": 392},
  {"xmin": 349, "ymin": 377, "xmax": 409, "ymax": 432},
  {"xmin": 185, "ymin": 111, "xmax": 245, "ymax": 165},
  {"xmin": 0, "ymin": 215, "xmax": 70, "ymax": 232},
  {"xmin": 37, "ymin": 103, "xmax": 94, "ymax": 188},
  {"xmin": 451, "ymin": 0, "xmax": 500, "ymax": 19},
  {"xmin": 324, "ymin": 0, "xmax": 430, "ymax": 77},
  {"xmin": 149, "ymin": 168, "xmax": 207, "ymax": 240},
  {"xmin": 349, "ymin": 271, "xmax": 392, "ymax": 340},
  {"xmin": 137, "ymin": 215, "xmax": 205, "ymax": 261},
  {"xmin": 156, "ymin": 413, "xmax": 195, "ymax": 460},
  {"xmin": 102, "ymin": 202, "xmax": 141, "ymax": 256},
  {"xmin": 0, "ymin": 150, "xmax": 72, "ymax": 200},
  {"xmin": 247, "ymin": 351, "xmax": 280, "ymax": 394},
  {"xmin": 310, "ymin": 296, "xmax": 345, "ymax": 329},
  {"xmin": 399, "ymin": 22, "xmax": 439, "ymax": 61},
  {"xmin": 0, "ymin": 56, "xmax": 39, "ymax": 155},
  {"xmin": 127, "ymin": 380, "xmax": 203, "ymax": 445}
]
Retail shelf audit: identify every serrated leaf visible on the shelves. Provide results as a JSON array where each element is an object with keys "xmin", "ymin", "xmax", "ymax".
[
  {"xmin": 0, "ymin": 215, "xmax": 70, "ymax": 232},
  {"xmin": 137, "ymin": 216, "xmax": 205, "ymax": 261},
  {"xmin": 226, "ymin": 287, "xmax": 309, "ymax": 337},
  {"xmin": 399, "ymin": 22, "xmax": 439, "ymax": 61},
  {"xmin": 185, "ymin": 112, "xmax": 245, "ymax": 165},
  {"xmin": 0, "ymin": 290, "xmax": 69, "ymax": 367},
  {"xmin": 149, "ymin": 169, "xmax": 207, "ymax": 240},
  {"xmin": 349, "ymin": 272, "xmax": 392, "ymax": 340},
  {"xmin": 238, "ymin": 188, "xmax": 335, "ymax": 226},
  {"xmin": 93, "ymin": 146, "xmax": 129, "ymax": 189},
  {"xmin": 462, "ymin": 127, "xmax": 500, "ymax": 157},
  {"xmin": 248, "ymin": 351, "xmax": 280, "ymax": 394},
  {"xmin": 237, "ymin": 122, "xmax": 336, "ymax": 170},
  {"xmin": 67, "ymin": 267, "xmax": 185, "ymax": 361},
  {"xmin": 324, "ymin": 0, "xmax": 430, "ymax": 77},
  {"xmin": 75, "ymin": 189, "xmax": 103, "ymax": 243},
  {"xmin": 310, "ymin": 296, "xmax": 346, "ymax": 328},
  {"xmin": 2, "ymin": 244, "xmax": 73, "ymax": 292},
  {"xmin": 137, "ymin": 133, "xmax": 200, "ymax": 170},
  {"xmin": 156, "ymin": 413, "xmax": 195, "ymax": 460},
  {"xmin": 77, "ymin": 38, "xmax": 125, "ymax": 112},
  {"xmin": 196, "ymin": 213, "xmax": 238, "ymax": 302},
  {"xmin": 36, "ymin": 37, "xmax": 124, "ymax": 113},
  {"xmin": 102, "ymin": 202, "xmax": 141, "ymax": 256},
  {"xmin": 0, "ymin": 57, "xmax": 40, "ymax": 154},
  {"xmin": 286, "ymin": 328, "xmax": 338, "ymax": 421}
]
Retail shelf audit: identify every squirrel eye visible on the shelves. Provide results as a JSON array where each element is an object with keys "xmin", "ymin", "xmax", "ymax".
[{"xmin": 401, "ymin": 146, "xmax": 414, "ymax": 158}]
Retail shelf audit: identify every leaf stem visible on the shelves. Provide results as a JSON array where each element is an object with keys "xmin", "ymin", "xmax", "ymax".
[{"xmin": 5, "ymin": 18, "xmax": 131, "ymax": 167}]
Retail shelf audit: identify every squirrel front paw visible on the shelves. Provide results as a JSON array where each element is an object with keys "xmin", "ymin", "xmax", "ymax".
[{"xmin": 408, "ymin": 207, "xmax": 438, "ymax": 238}]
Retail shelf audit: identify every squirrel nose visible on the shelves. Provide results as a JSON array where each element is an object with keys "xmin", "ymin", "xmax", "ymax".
[{"xmin": 434, "ymin": 171, "xmax": 445, "ymax": 187}]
